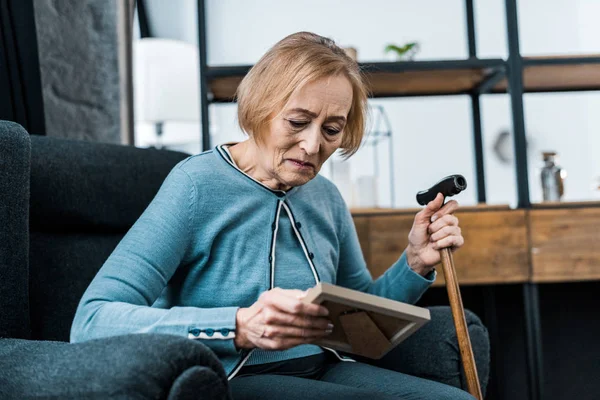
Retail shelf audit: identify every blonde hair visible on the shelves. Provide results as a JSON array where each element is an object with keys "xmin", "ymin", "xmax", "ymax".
[{"xmin": 236, "ymin": 32, "xmax": 369, "ymax": 157}]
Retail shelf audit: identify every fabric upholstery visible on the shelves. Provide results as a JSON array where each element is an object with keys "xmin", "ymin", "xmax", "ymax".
[
  {"xmin": 0, "ymin": 334, "xmax": 231, "ymax": 400},
  {"xmin": 0, "ymin": 121, "xmax": 230, "ymax": 399},
  {"xmin": 29, "ymin": 135, "xmax": 189, "ymax": 232},
  {"xmin": 368, "ymin": 306, "xmax": 490, "ymax": 395},
  {"xmin": 25, "ymin": 135, "xmax": 188, "ymax": 341},
  {"xmin": 0, "ymin": 121, "xmax": 31, "ymax": 339},
  {"xmin": 28, "ymin": 232, "xmax": 123, "ymax": 341}
]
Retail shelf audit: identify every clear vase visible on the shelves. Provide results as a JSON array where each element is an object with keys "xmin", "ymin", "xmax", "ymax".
[{"xmin": 540, "ymin": 152, "xmax": 565, "ymax": 202}]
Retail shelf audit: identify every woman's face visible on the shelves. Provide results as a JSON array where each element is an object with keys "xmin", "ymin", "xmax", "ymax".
[{"xmin": 258, "ymin": 74, "xmax": 353, "ymax": 190}]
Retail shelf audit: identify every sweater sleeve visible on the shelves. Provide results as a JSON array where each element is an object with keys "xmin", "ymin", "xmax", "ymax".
[
  {"xmin": 335, "ymin": 205, "xmax": 435, "ymax": 304},
  {"xmin": 70, "ymin": 165, "xmax": 240, "ymax": 357}
]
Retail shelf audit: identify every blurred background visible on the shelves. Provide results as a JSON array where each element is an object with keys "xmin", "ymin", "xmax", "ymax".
[
  {"xmin": 23, "ymin": 0, "xmax": 600, "ymax": 210},
  {"xmin": 128, "ymin": 0, "xmax": 600, "ymax": 209}
]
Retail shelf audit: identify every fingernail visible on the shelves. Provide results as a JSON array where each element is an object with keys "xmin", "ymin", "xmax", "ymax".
[
  {"xmin": 320, "ymin": 307, "xmax": 329, "ymax": 316},
  {"xmin": 327, "ymin": 323, "xmax": 334, "ymax": 330},
  {"xmin": 431, "ymin": 215, "xmax": 438, "ymax": 222},
  {"xmin": 297, "ymin": 291, "xmax": 307, "ymax": 299}
]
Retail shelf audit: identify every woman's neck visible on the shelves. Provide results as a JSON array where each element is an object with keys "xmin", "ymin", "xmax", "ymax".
[{"xmin": 228, "ymin": 140, "xmax": 291, "ymax": 191}]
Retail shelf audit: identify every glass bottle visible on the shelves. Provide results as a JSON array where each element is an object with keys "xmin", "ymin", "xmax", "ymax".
[{"xmin": 540, "ymin": 152, "xmax": 565, "ymax": 202}]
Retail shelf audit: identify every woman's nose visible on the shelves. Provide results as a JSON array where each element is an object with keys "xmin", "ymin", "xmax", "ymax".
[{"xmin": 299, "ymin": 125, "xmax": 321, "ymax": 155}]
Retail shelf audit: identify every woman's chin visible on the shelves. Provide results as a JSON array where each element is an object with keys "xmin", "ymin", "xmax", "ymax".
[{"xmin": 281, "ymin": 171, "xmax": 316, "ymax": 188}]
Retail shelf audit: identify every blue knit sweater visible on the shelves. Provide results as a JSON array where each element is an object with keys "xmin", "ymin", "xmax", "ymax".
[{"xmin": 70, "ymin": 145, "xmax": 435, "ymax": 378}]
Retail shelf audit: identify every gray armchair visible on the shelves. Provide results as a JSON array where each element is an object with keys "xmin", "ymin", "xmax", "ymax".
[{"xmin": 0, "ymin": 121, "xmax": 231, "ymax": 399}]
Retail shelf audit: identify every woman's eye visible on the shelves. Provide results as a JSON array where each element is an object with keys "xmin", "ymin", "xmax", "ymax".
[
  {"xmin": 288, "ymin": 120, "xmax": 308, "ymax": 129},
  {"xmin": 324, "ymin": 127, "xmax": 341, "ymax": 136}
]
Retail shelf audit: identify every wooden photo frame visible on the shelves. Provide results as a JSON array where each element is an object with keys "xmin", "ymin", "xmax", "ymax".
[{"xmin": 302, "ymin": 283, "xmax": 431, "ymax": 359}]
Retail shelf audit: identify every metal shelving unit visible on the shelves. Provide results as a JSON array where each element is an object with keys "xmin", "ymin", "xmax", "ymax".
[{"xmin": 196, "ymin": 1, "xmax": 600, "ymax": 398}]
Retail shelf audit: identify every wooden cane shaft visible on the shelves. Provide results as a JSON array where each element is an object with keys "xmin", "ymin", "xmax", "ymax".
[{"xmin": 440, "ymin": 248, "xmax": 483, "ymax": 400}]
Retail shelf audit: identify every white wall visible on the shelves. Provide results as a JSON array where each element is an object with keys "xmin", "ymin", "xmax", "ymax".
[
  {"xmin": 136, "ymin": 0, "xmax": 198, "ymax": 45},
  {"xmin": 577, "ymin": 0, "xmax": 600, "ymax": 198},
  {"xmin": 138, "ymin": 0, "xmax": 600, "ymax": 207}
]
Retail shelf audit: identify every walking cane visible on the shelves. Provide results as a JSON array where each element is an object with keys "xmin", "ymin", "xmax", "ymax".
[{"xmin": 416, "ymin": 175, "xmax": 483, "ymax": 400}]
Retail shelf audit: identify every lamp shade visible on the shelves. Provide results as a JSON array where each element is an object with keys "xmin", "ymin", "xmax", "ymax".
[{"xmin": 133, "ymin": 38, "xmax": 200, "ymax": 123}]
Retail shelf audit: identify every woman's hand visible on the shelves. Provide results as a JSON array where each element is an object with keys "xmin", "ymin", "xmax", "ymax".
[
  {"xmin": 406, "ymin": 193, "xmax": 464, "ymax": 276},
  {"xmin": 234, "ymin": 288, "xmax": 333, "ymax": 350}
]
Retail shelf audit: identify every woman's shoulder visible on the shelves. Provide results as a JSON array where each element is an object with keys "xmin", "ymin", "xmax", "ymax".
[
  {"xmin": 174, "ymin": 150, "xmax": 224, "ymax": 178},
  {"xmin": 169, "ymin": 150, "xmax": 244, "ymax": 201}
]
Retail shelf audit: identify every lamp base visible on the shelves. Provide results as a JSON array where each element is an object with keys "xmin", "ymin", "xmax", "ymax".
[{"xmin": 155, "ymin": 121, "xmax": 164, "ymax": 149}]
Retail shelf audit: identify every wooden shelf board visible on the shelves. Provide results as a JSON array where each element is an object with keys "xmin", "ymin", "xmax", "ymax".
[
  {"xmin": 209, "ymin": 69, "xmax": 491, "ymax": 101},
  {"xmin": 364, "ymin": 68, "xmax": 487, "ymax": 97},
  {"xmin": 210, "ymin": 75, "xmax": 244, "ymax": 102},
  {"xmin": 207, "ymin": 59, "xmax": 504, "ymax": 101},
  {"xmin": 531, "ymin": 200, "xmax": 600, "ymax": 209},
  {"xmin": 351, "ymin": 204, "xmax": 511, "ymax": 217},
  {"xmin": 208, "ymin": 55, "xmax": 600, "ymax": 100},
  {"xmin": 494, "ymin": 55, "xmax": 600, "ymax": 93}
]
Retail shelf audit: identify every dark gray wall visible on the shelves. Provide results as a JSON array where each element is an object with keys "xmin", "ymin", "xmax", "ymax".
[{"xmin": 33, "ymin": 0, "xmax": 120, "ymax": 143}]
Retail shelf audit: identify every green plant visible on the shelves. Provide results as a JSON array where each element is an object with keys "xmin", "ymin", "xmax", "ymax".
[{"xmin": 384, "ymin": 42, "xmax": 419, "ymax": 60}]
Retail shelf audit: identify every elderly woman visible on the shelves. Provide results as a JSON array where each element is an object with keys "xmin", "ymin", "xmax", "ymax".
[{"xmin": 72, "ymin": 32, "xmax": 488, "ymax": 399}]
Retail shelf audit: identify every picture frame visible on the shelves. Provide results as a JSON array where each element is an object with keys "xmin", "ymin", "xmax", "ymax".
[{"xmin": 302, "ymin": 283, "xmax": 431, "ymax": 359}]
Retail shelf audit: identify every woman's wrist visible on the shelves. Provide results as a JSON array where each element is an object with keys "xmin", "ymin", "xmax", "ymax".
[
  {"xmin": 234, "ymin": 308, "xmax": 251, "ymax": 350},
  {"xmin": 406, "ymin": 245, "xmax": 433, "ymax": 276}
]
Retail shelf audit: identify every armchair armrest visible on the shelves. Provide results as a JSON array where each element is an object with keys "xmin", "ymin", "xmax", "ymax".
[
  {"xmin": 376, "ymin": 306, "xmax": 490, "ymax": 394},
  {"xmin": 0, "ymin": 334, "xmax": 231, "ymax": 400}
]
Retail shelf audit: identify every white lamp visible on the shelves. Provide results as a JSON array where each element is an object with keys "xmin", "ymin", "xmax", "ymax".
[{"xmin": 133, "ymin": 38, "xmax": 200, "ymax": 149}]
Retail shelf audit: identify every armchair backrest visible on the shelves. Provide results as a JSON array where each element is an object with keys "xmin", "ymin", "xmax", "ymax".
[
  {"xmin": 0, "ymin": 120, "xmax": 190, "ymax": 341},
  {"xmin": 28, "ymin": 134, "xmax": 189, "ymax": 341}
]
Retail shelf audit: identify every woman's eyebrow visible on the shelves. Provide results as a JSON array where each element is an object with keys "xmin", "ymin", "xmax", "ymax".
[
  {"xmin": 326, "ymin": 116, "xmax": 347, "ymax": 124},
  {"xmin": 288, "ymin": 108, "xmax": 318, "ymax": 118},
  {"xmin": 288, "ymin": 108, "xmax": 346, "ymax": 123}
]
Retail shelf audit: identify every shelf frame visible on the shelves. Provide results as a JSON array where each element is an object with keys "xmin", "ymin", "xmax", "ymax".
[{"xmin": 523, "ymin": 55, "xmax": 600, "ymax": 66}]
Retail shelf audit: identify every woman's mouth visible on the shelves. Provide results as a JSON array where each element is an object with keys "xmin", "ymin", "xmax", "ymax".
[{"xmin": 287, "ymin": 159, "xmax": 315, "ymax": 170}]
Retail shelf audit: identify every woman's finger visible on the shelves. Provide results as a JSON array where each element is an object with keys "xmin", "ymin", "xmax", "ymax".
[
  {"xmin": 261, "ymin": 307, "xmax": 330, "ymax": 329},
  {"xmin": 259, "ymin": 336, "xmax": 318, "ymax": 351},
  {"xmin": 260, "ymin": 289, "xmax": 328, "ymax": 317},
  {"xmin": 428, "ymin": 214, "xmax": 459, "ymax": 234},
  {"xmin": 430, "ymin": 199, "xmax": 459, "ymax": 222},
  {"xmin": 260, "ymin": 324, "xmax": 333, "ymax": 339},
  {"xmin": 413, "ymin": 193, "xmax": 444, "ymax": 226},
  {"xmin": 429, "ymin": 225, "xmax": 461, "ymax": 243},
  {"xmin": 432, "ymin": 234, "xmax": 464, "ymax": 250}
]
